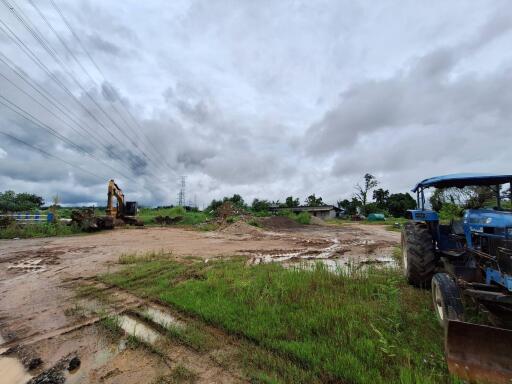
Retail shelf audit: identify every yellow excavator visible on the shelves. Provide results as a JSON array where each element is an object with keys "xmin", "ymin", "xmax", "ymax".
[{"xmin": 105, "ymin": 179, "xmax": 143, "ymax": 226}]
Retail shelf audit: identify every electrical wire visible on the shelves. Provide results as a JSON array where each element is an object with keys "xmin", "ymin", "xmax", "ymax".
[
  {"xmin": 3, "ymin": 0, "xmax": 166, "ymax": 175},
  {"xmin": 46, "ymin": 0, "xmax": 175, "ymax": 172},
  {"xmin": 0, "ymin": 130, "xmax": 103, "ymax": 181}
]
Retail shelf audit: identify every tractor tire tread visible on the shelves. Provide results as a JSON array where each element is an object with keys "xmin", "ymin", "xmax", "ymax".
[
  {"xmin": 432, "ymin": 273, "xmax": 464, "ymax": 324},
  {"xmin": 402, "ymin": 221, "xmax": 437, "ymax": 287}
]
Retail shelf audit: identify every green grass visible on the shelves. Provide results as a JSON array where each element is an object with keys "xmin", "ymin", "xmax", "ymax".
[
  {"xmin": 138, "ymin": 207, "xmax": 211, "ymax": 226},
  {"xmin": 0, "ymin": 222, "xmax": 83, "ymax": 239},
  {"xmin": 118, "ymin": 250, "xmax": 174, "ymax": 264},
  {"xmin": 102, "ymin": 257, "xmax": 456, "ymax": 383}
]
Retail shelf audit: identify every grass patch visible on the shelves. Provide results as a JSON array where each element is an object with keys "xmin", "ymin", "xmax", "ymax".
[
  {"xmin": 0, "ymin": 222, "xmax": 83, "ymax": 239},
  {"xmin": 99, "ymin": 314, "xmax": 124, "ymax": 339},
  {"xmin": 75, "ymin": 284, "xmax": 111, "ymax": 303},
  {"xmin": 138, "ymin": 207, "xmax": 211, "ymax": 226},
  {"xmin": 165, "ymin": 322, "xmax": 218, "ymax": 352},
  {"xmin": 119, "ymin": 250, "xmax": 173, "ymax": 264},
  {"xmin": 102, "ymin": 257, "xmax": 455, "ymax": 383}
]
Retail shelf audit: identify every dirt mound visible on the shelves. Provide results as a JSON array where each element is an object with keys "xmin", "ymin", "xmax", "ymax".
[
  {"xmin": 220, "ymin": 220, "xmax": 263, "ymax": 236},
  {"xmin": 260, "ymin": 216, "xmax": 301, "ymax": 230},
  {"xmin": 215, "ymin": 201, "xmax": 245, "ymax": 219},
  {"xmin": 310, "ymin": 216, "xmax": 327, "ymax": 226}
]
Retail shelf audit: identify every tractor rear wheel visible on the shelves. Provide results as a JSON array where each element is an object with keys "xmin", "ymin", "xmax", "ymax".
[
  {"xmin": 401, "ymin": 221, "xmax": 436, "ymax": 287},
  {"xmin": 431, "ymin": 273, "xmax": 464, "ymax": 327}
]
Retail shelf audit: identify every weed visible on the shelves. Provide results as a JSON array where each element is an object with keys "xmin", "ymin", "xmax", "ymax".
[
  {"xmin": 170, "ymin": 364, "xmax": 198, "ymax": 383},
  {"xmin": 248, "ymin": 219, "xmax": 262, "ymax": 227},
  {"xmin": 99, "ymin": 314, "xmax": 124, "ymax": 339},
  {"xmin": 295, "ymin": 211, "xmax": 311, "ymax": 224},
  {"xmin": 0, "ymin": 222, "xmax": 83, "ymax": 239},
  {"xmin": 165, "ymin": 323, "xmax": 218, "ymax": 352},
  {"xmin": 102, "ymin": 256, "xmax": 453, "ymax": 383},
  {"xmin": 119, "ymin": 250, "xmax": 173, "ymax": 264},
  {"xmin": 153, "ymin": 365, "xmax": 198, "ymax": 384}
]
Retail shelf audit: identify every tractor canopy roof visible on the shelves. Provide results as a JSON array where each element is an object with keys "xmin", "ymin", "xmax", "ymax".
[{"xmin": 412, "ymin": 173, "xmax": 512, "ymax": 192}]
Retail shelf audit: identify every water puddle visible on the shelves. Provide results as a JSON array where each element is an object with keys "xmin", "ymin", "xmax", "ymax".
[
  {"xmin": 0, "ymin": 356, "xmax": 32, "ymax": 384},
  {"xmin": 65, "ymin": 340, "xmax": 126, "ymax": 384},
  {"xmin": 248, "ymin": 238, "xmax": 344, "ymax": 265},
  {"xmin": 284, "ymin": 254, "xmax": 398, "ymax": 274},
  {"xmin": 118, "ymin": 315, "xmax": 160, "ymax": 344},
  {"xmin": 142, "ymin": 307, "xmax": 182, "ymax": 329},
  {"xmin": 247, "ymin": 236, "xmax": 398, "ymax": 274}
]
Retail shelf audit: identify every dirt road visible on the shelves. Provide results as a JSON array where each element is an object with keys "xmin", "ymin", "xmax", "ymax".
[{"xmin": 0, "ymin": 224, "xmax": 399, "ymax": 384}]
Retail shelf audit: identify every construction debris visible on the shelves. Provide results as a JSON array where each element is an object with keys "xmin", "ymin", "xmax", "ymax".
[{"xmin": 70, "ymin": 209, "xmax": 113, "ymax": 231}]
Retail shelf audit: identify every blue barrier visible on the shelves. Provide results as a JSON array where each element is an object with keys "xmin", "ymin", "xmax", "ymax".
[{"xmin": 0, "ymin": 212, "xmax": 53, "ymax": 223}]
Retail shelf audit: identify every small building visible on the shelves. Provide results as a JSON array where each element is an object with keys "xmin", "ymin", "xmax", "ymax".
[{"xmin": 270, "ymin": 205, "xmax": 343, "ymax": 220}]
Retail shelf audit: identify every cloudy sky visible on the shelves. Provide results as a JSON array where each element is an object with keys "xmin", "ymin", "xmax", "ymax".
[{"xmin": 0, "ymin": 0, "xmax": 511, "ymax": 207}]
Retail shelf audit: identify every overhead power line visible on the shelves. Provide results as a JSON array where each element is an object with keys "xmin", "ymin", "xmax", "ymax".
[
  {"xmin": 0, "ymin": 13, "xmax": 164, "ymax": 184},
  {"xmin": 0, "ymin": 95, "xmax": 138, "ymax": 183},
  {"xmin": 46, "ymin": 0, "xmax": 175, "ymax": 172},
  {"xmin": 5, "ymin": 0, "xmax": 169, "ymax": 177},
  {"xmin": 0, "ymin": 130, "xmax": 103, "ymax": 181},
  {"xmin": 0, "ymin": 52, "xmax": 153, "ymax": 179}
]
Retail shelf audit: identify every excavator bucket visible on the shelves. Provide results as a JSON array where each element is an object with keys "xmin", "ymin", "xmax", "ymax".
[{"xmin": 445, "ymin": 320, "xmax": 512, "ymax": 384}]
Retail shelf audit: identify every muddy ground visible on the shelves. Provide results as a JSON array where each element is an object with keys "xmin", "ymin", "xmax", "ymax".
[{"xmin": 0, "ymin": 223, "xmax": 399, "ymax": 384}]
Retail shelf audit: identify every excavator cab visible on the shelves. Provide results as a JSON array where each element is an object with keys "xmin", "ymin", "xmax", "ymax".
[{"xmin": 106, "ymin": 179, "xmax": 142, "ymax": 226}]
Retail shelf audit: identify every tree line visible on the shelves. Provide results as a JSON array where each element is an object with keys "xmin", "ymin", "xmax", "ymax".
[
  {"xmin": 205, "ymin": 174, "xmax": 417, "ymax": 218},
  {"xmin": 0, "ymin": 190, "xmax": 44, "ymax": 212}
]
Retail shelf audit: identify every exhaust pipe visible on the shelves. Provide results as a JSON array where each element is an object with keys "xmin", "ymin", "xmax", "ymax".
[{"xmin": 445, "ymin": 320, "xmax": 512, "ymax": 384}]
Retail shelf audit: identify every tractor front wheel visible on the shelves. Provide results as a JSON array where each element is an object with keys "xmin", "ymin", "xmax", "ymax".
[
  {"xmin": 431, "ymin": 273, "xmax": 464, "ymax": 327},
  {"xmin": 401, "ymin": 221, "xmax": 436, "ymax": 287}
]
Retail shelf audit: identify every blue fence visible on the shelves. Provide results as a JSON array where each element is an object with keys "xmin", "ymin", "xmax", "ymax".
[{"xmin": 0, "ymin": 212, "xmax": 54, "ymax": 223}]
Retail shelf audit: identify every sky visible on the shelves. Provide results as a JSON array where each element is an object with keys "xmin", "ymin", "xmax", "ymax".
[{"xmin": 0, "ymin": 0, "xmax": 511, "ymax": 207}]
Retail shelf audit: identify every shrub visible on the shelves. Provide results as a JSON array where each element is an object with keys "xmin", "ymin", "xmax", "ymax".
[{"xmin": 295, "ymin": 212, "xmax": 311, "ymax": 224}]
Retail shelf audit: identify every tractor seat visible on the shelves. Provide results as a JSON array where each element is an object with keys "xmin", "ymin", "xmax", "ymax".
[{"xmin": 450, "ymin": 219, "xmax": 465, "ymax": 236}]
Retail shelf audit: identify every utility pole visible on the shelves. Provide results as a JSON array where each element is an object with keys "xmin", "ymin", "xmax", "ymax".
[{"xmin": 177, "ymin": 176, "xmax": 186, "ymax": 206}]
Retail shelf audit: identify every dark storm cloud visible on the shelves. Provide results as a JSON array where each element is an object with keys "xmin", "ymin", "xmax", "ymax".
[
  {"xmin": 306, "ymin": 8, "xmax": 512, "ymax": 157},
  {"xmin": 1, "ymin": 0, "xmax": 511, "ymax": 207},
  {"xmin": 87, "ymin": 33, "xmax": 122, "ymax": 56}
]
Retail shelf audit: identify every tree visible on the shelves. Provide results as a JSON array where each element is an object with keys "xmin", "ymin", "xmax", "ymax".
[
  {"xmin": 387, "ymin": 193, "xmax": 416, "ymax": 217},
  {"xmin": 251, "ymin": 198, "xmax": 270, "ymax": 212},
  {"xmin": 228, "ymin": 194, "xmax": 245, "ymax": 207},
  {"xmin": 429, "ymin": 186, "xmax": 496, "ymax": 211},
  {"xmin": 337, "ymin": 198, "xmax": 361, "ymax": 215},
  {"xmin": 285, "ymin": 196, "xmax": 299, "ymax": 208},
  {"xmin": 354, "ymin": 173, "xmax": 378, "ymax": 215},
  {"xmin": 0, "ymin": 190, "xmax": 44, "ymax": 212},
  {"xmin": 372, "ymin": 188, "xmax": 389, "ymax": 208},
  {"xmin": 206, "ymin": 194, "xmax": 247, "ymax": 213},
  {"xmin": 304, "ymin": 194, "xmax": 324, "ymax": 207}
]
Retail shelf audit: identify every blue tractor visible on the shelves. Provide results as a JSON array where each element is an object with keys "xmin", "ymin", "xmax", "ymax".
[{"xmin": 402, "ymin": 173, "xmax": 512, "ymax": 383}]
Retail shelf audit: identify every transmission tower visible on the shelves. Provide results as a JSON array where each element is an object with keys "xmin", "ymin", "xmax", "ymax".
[{"xmin": 177, "ymin": 176, "xmax": 186, "ymax": 206}]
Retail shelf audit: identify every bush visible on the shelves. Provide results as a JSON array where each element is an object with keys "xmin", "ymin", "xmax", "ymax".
[
  {"xmin": 0, "ymin": 222, "xmax": 82, "ymax": 239},
  {"xmin": 295, "ymin": 212, "xmax": 311, "ymax": 224}
]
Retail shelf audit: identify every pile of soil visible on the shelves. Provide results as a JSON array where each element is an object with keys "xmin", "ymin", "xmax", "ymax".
[
  {"xmin": 260, "ymin": 216, "xmax": 301, "ymax": 230},
  {"xmin": 220, "ymin": 221, "xmax": 263, "ymax": 236},
  {"xmin": 215, "ymin": 202, "xmax": 245, "ymax": 219},
  {"xmin": 310, "ymin": 216, "xmax": 327, "ymax": 226}
]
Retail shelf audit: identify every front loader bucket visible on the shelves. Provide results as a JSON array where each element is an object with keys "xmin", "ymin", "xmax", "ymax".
[{"xmin": 445, "ymin": 320, "xmax": 512, "ymax": 383}]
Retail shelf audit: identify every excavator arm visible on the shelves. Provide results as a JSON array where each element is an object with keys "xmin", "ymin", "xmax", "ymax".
[{"xmin": 106, "ymin": 179, "xmax": 125, "ymax": 218}]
